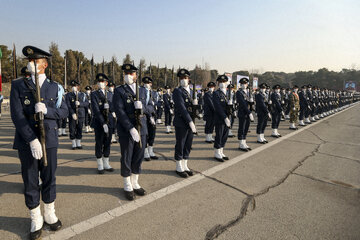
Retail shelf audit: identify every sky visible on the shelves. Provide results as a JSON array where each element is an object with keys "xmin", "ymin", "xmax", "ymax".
[{"xmin": 1, "ymin": 0, "xmax": 359, "ymax": 73}]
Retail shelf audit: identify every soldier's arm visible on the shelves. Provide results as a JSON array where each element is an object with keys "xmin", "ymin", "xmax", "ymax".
[
  {"xmin": 173, "ymin": 88, "xmax": 192, "ymax": 123},
  {"xmin": 10, "ymin": 81, "xmax": 37, "ymax": 143},
  {"xmin": 66, "ymin": 94, "xmax": 75, "ymax": 115},
  {"xmin": 236, "ymin": 91, "xmax": 250, "ymax": 114},
  {"xmin": 79, "ymin": 93, "xmax": 89, "ymax": 108},
  {"xmin": 113, "ymin": 88, "xmax": 134, "ymax": 131},
  {"xmin": 91, "ymin": 92, "xmax": 105, "ymax": 125},
  {"xmin": 45, "ymin": 84, "xmax": 68, "ymax": 120},
  {"xmin": 213, "ymin": 92, "xmax": 227, "ymax": 120}
]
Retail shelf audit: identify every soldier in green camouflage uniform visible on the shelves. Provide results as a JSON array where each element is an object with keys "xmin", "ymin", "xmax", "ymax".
[{"xmin": 289, "ymin": 85, "xmax": 300, "ymax": 130}]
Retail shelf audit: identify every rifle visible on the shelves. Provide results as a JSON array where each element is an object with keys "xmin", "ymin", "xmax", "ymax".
[
  {"xmin": 191, "ymin": 75, "xmax": 201, "ymax": 130},
  {"xmin": 104, "ymin": 90, "xmax": 109, "ymax": 137},
  {"xmin": 226, "ymin": 87, "xmax": 235, "ymax": 128},
  {"xmin": 135, "ymin": 62, "xmax": 143, "ymax": 147},
  {"xmin": 34, "ymin": 61, "xmax": 47, "ymax": 166},
  {"xmin": 13, "ymin": 44, "xmax": 18, "ymax": 78}
]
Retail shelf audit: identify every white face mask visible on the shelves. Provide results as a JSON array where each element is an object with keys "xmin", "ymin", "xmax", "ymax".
[
  {"xmin": 209, "ymin": 87, "xmax": 214, "ymax": 93},
  {"xmin": 275, "ymin": 89, "xmax": 280, "ymax": 93},
  {"xmin": 109, "ymin": 87, "xmax": 114, "ymax": 92},
  {"xmin": 98, "ymin": 82, "xmax": 106, "ymax": 89},
  {"xmin": 294, "ymin": 89, "xmax": 298, "ymax": 93},
  {"xmin": 241, "ymin": 84, "xmax": 248, "ymax": 90},
  {"xmin": 167, "ymin": 89, "xmax": 171, "ymax": 94},
  {"xmin": 72, "ymin": 86, "xmax": 78, "ymax": 92},
  {"xmin": 27, "ymin": 61, "xmax": 40, "ymax": 75},
  {"xmin": 144, "ymin": 84, "xmax": 151, "ymax": 89},
  {"xmin": 124, "ymin": 75, "xmax": 134, "ymax": 85},
  {"xmin": 180, "ymin": 79, "xmax": 189, "ymax": 87},
  {"xmin": 86, "ymin": 90, "xmax": 91, "ymax": 95},
  {"xmin": 260, "ymin": 88, "xmax": 266, "ymax": 93},
  {"xmin": 219, "ymin": 82, "xmax": 228, "ymax": 89}
]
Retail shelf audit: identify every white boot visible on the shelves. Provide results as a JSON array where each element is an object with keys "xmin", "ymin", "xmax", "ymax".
[
  {"xmin": 271, "ymin": 129, "xmax": 278, "ymax": 137},
  {"xmin": 176, "ymin": 160, "xmax": 185, "ymax": 172},
  {"xmin": 166, "ymin": 126, "xmax": 172, "ymax": 133},
  {"xmin": 311, "ymin": 116, "xmax": 316, "ymax": 122},
  {"xmin": 30, "ymin": 205, "xmax": 43, "ymax": 233},
  {"xmin": 220, "ymin": 148, "xmax": 229, "ymax": 160},
  {"xmin": 144, "ymin": 147, "xmax": 150, "ymax": 160},
  {"xmin": 58, "ymin": 128, "xmax": 62, "ymax": 136},
  {"xmin": 205, "ymin": 134, "xmax": 212, "ymax": 143},
  {"xmin": 228, "ymin": 129, "xmax": 234, "ymax": 137},
  {"xmin": 305, "ymin": 118, "xmax": 311, "ymax": 123},
  {"xmin": 103, "ymin": 157, "xmax": 113, "ymax": 171},
  {"xmin": 44, "ymin": 202, "xmax": 59, "ymax": 225},
  {"xmin": 203, "ymin": 121, "xmax": 206, "ymax": 126},
  {"xmin": 71, "ymin": 139, "xmax": 76, "ymax": 149},
  {"xmin": 76, "ymin": 139, "xmax": 82, "ymax": 149},
  {"xmin": 299, "ymin": 120, "xmax": 306, "ymax": 126},
  {"xmin": 111, "ymin": 134, "xmax": 117, "ymax": 143},
  {"xmin": 156, "ymin": 119, "xmax": 162, "ymax": 124},
  {"xmin": 285, "ymin": 115, "xmax": 290, "ymax": 119},
  {"xmin": 261, "ymin": 134, "xmax": 268, "ymax": 143},
  {"xmin": 131, "ymin": 174, "xmax": 141, "ymax": 189},
  {"xmin": 257, "ymin": 134, "xmax": 263, "ymax": 143},
  {"xmin": 214, "ymin": 148, "xmax": 223, "ymax": 161},
  {"xmin": 211, "ymin": 134, "xmax": 215, "ymax": 141},
  {"xmin": 148, "ymin": 146, "xmax": 158, "ymax": 159},
  {"xmin": 183, "ymin": 159, "xmax": 192, "ymax": 175},
  {"xmin": 239, "ymin": 140, "xmax": 248, "ymax": 150},
  {"xmin": 289, "ymin": 123, "xmax": 296, "ymax": 129},
  {"xmin": 85, "ymin": 126, "xmax": 89, "ymax": 133},
  {"xmin": 62, "ymin": 128, "xmax": 67, "ymax": 135},
  {"xmin": 97, "ymin": 158, "xmax": 104, "ymax": 173},
  {"xmin": 123, "ymin": 176, "xmax": 133, "ymax": 191}
]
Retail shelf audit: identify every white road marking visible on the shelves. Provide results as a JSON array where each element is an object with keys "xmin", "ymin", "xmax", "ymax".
[{"xmin": 44, "ymin": 104, "xmax": 359, "ymax": 240}]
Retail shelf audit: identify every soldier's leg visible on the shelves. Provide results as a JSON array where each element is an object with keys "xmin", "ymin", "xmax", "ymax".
[
  {"xmin": 214, "ymin": 124, "xmax": 223, "ymax": 150},
  {"xmin": 237, "ymin": 115, "xmax": 246, "ymax": 140},
  {"xmin": 94, "ymin": 126, "xmax": 105, "ymax": 173},
  {"xmin": 119, "ymin": 137, "xmax": 134, "ymax": 177},
  {"xmin": 75, "ymin": 119, "xmax": 84, "ymax": 149},
  {"xmin": 19, "ymin": 149, "xmax": 41, "ymax": 209},
  {"xmin": 102, "ymin": 131, "xmax": 114, "ymax": 172},
  {"xmin": 39, "ymin": 148, "xmax": 57, "ymax": 204},
  {"xmin": 69, "ymin": 118, "xmax": 76, "ymax": 140},
  {"xmin": 221, "ymin": 125, "xmax": 229, "ymax": 148},
  {"xmin": 130, "ymin": 134, "xmax": 146, "ymax": 175},
  {"xmin": 174, "ymin": 126, "xmax": 188, "ymax": 177},
  {"xmin": 183, "ymin": 128, "xmax": 193, "ymax": 160}
]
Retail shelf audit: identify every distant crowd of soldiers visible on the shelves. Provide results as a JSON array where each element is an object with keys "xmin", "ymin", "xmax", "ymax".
[{"xmin": 6, "ymin": 45, "xmax": 360, "ymax": 239}]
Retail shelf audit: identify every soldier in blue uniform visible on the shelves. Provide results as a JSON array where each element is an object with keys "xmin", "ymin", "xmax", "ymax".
[
  {"xmin": 0, "ymin": 93, "xmax": 3, "ymax": 119},
  {"xmin": 163, "ymin": 85, "xmax": 174, "ymax": 133},
  {"xmin": 108, "ymin": 81, "xmax": 117, "ymax": 143},
  {"xmin": 155, "ymin": 88, "xmax": 164, "ymax": 124},
  {"xmin": 213, "ymin": 75, "xmax": 231, "ymax": 161},
  {"xmin": 173, "ymin": 68, "xmax": 196, "ymax": 178},
  {"xmin": 84, "ymin": 85, "xmax": 93, "ymax": 133},
  {"xmin": 141, "ymin": 77, "xmax": 158, "ymax": 161},
  {"xmin": 57, "ymin": 90, "xmax": 68, "ymax": 136},
  {"xmin": 10, "ymin": 46, "xmax": 67, "ymax": 239},
  {"xmin": 113, "ymin": 63, "xmax": 148, "ymax": 200},
  {"xmin": 298, "ymin": 85, "xmax": 308, "ymax": 126},
  {"xmin": 227, "ymin": 83, "xmax": 236, "ymax": 138},
  {"xmin": 270, "ymin": 84, "xmax": 283, "ymax": 138},
  {"xmin": 255, "ymin": 83, "xmax": 271, "ymax": 143},
  {"xmin": 203, "ymin": 81, "xmax": 216, "ymax": 143},
  {"xmin": 236, "ymin": 78, "xmax": 254, "ymax": 151},
  {"xmin": 65, "ymin": 80, "xmax": 89, "ymax": 149},
  {"xmin": 91, "ymin": 74, "xmax": 115, "ymax": 174}
]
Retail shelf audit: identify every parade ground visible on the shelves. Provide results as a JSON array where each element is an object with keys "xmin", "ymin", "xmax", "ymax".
[{"xmin": 0, "ymin": 103, "xmax": 359, "ymax": 240}]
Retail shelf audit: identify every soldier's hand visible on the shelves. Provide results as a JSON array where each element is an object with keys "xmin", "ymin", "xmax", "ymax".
[
  {"xmin": 269, "ymin": 100, "xmax": 272, "ymax": 105},
  {"xmin": 249, "ymin": 113, "xmax": 255, "ymax": 122},
  {"xmin": 30, "ymin": 139, "xmax": 43, "ymax": 160},
  {"xmin": 134, "ymin": 101, "xmax": 142, "ymax": 110},
  {"xmin": 293, "ymin": 107, "xmax": 296, "ymax": 111},
  {"xmin": 224, "ymin": 117, "xmax": 231, "ymax": 128},
  {"xmin": 72, "ymin": 113, "xmax": 78, "ymax": 120},
  {"xmin": 75, "ymin": 101, "xmax": 80, "ymax": 106},
  {"xmin": 103, "ymin": 124, "xmax": 109, "ymax": 134},
  {"xmin": 189, "ymin": 121, "xmax": 197, "ymax": 134},
  {"xmin": 150, "ymin": 117, "xmax": 155, "ymax": 125},
  {"xmin": 192, "ymin": 99, "xmax": 198, "ymax": 105},
  {"xmin": 88, "ymin": 109, "xmax": 91, "ymax": 114},
  {"xmin": 130, "ymin": 127, "xmax": 140, "ymax": 142},
  {"xmin": 104, "ymin": 103, "xmax": 110, "ymax": 109},
  {"xmin": 170, "ymin": 109, "xmax": 174, "ymax": 115},
  {"xmin": 35, "ymin": 102, "xmax": 47, "ymax": 115},
  {"xmin": 268, "ymin": 113, "xmax": 272, "ymax": 119},
  {"xmin": 112, "ymin": 112, "xmax": 116, "ymax": 118}
]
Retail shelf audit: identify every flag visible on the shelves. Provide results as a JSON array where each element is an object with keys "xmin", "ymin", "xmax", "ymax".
[{"xmin": 0, "ymin": 47, "xmax": 2, "ymax": 92}]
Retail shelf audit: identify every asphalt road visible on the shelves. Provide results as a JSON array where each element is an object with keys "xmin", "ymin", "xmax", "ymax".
[{"xmin": 0, "ymin": 103, "xmax": 359, "ymax": 240}]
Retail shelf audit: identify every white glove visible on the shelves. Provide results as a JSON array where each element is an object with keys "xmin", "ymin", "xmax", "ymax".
[
  {"xmin": 150, "ymin": 117, "xmax": 155, "ymax": 125},
  {"xmin": 224, "ymin": 117, "xmax": 231, "ymax": 128},
  {"xmin": 112, "ymin": 112, "xmax": 116, "ymax": 118},
  {"xmin": 268, "ymin": 113, "xmax": 272, "ymax": 119},
  {"xmin": 234, "ymin": 111, "xmax": 237, "ymax": 117},
  {"xmin": 192, "ymin": 99, "xmax": 198, "ymax": 105},
  {"xmin": 170, "ymin": 109, "xmax": 174, "ymax": 115},
  {"xmin": 104, "ymin": 103, "xmax": 109, "ymax": 109},
  {"xmin": 134, "ymin": 101, "xmax": 142, "ymax": 110},
  {"xmin": 35, "ymin": 102, "xmax": 47, "ymax": 115},
  {"xmin": 281, "ymin": 111, "xmax": 285, "ymax": 116},
  {"xmin": 268, "ymin": 100, "xmax": 272, "ymax": 105},
  {"xmin": 189, "ymin": 121, "xmax": 197, "ymax": 133},
  {"xmin": 75, "ymin": 101, "xmax": 80, "ymax": 106},
  {"xmin": 88, "ymin": 109, "xmax": 91, "ymax": 114},
  {"xmin": 72, "ymin": 113, "xmax": 78, "ymax": 120},
  {"xmin": 249, "ymin": 97, "xmax": 254, "ymax": 103},
  {"xmin": 249, "ymin": 113, "xmax": 254, "ymax": 122},
  {"xmin": 281, "ymin": 100, "xmax": 285, "ymax": 104},
  {"xmin": 198, "ymin": 113, "xmax": 203, "ymax": 118},
  {"xmin": 293, "ymin": 107, "xmax": 296, "ymax": 111},
  {"xmin": 30, "ymin": 139, "xmax": 43, "ymax": 160},
  {"xmin": 130, "ymin": 127, "xmax": 140, "ymax": 142},
  {"xmin": 103, "ymin": 124, "xmax": 109, "ymax": 134}
]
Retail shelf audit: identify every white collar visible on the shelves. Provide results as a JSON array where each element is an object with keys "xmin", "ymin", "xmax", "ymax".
[
  {"xmin": 220, "ymin": 88, "xmax": 227, "ymax": 95},
  {"xmin": 184, "ymin": 86, "xmax": 190, "ymax": 95},
  {"xmin": 128, "ymin": 83, "xmax": 136, "ymax": 94},
  {"xmin": 31, "ymin": 74, "xmax": 46, "ymax": 88}
]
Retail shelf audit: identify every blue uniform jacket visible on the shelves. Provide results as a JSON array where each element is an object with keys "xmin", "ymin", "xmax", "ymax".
[
  {"xmin": 113, "ymin": 84, "xmax": 148, "ymax": 136},
  {"xmin": 65, "ymin": 91, "xmax": 89, "ymax": 119},
  {"xmin": 203, "ymin": 91, "xmax": 215, "ymax": 121},
  {"xmin": 299, "ymin": 91, "xmax": 309, "ymax": 108},
  {"xmin": 140, "ymin": 86, "xmax": 156, "ymax": 118},
  {"xmin": 236, "ymin": 89, "xmax": 251, "ymax": 117},
  {"xmin": 213, "ymin": 89, "xmax": 228, "ymax": 125},
  {"xmin": 271, "ymin": 92, "xmax": 282, "ymax": 113},
  {"xmin": 90, "ymin": 89, "xmax": 115, "ymax": 129},
  {"xmin": 173, "ymin": 87, "xmax": 193, "ymax": 128},
  {"xmin": 163, "ymin": 93, "xmax": 173, "ymax": 112},
  {"xmin": 10, "ymin": 77, "xmax": 68, "ymax": 150},
  {"xmin": 255, "ymin": 92, "xmax": 269, "ymax": 115}
]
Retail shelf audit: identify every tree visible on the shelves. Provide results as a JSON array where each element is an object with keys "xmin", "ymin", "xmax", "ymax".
[{"xmin": 49, "ymin": 42, "xmax": 64, "ymax": 84}]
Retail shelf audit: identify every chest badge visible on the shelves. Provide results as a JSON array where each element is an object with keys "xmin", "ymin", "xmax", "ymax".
[
  {"xmin": 127, "ymin": 99, "xmax": 131, "ymax": 103},
  {"xmin": 185, "ymin": 98, "xmax": 188, "ymax": 102},
  {"xmin": 72, "ymin": 99, "xmax": 75, "ymax": 102},
  {"xmin": 24, "ymin": 99, "xmax": 31, "ymax": 105},
  {"xmin": 99, "ymin": 101, "xmax": 103, "ymax": 105}
]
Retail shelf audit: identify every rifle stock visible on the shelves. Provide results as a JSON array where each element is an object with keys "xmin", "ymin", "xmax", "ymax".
[{"xmin": 135, "ymin": 63, "xmax": 142, "ymax": 147}]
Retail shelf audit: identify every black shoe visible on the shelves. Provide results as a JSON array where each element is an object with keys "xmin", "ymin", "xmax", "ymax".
[
  {"xmin": 124, "ymin": 190, "xmax": 135, "ymax": 200},
  {"xmin": 205, "ymin": 141, "xmax": 213, "ymax": 144},
  {"xmin": 228, "ymin": 135, "xmax": 235, "ymax": 138},
  {"xmin": 144, "ymin": 157, "xmax": 151, "ymax": 161},
  {"xmin": 257, "ymin": 141, "xmax": 266, "ymax": 144},
  {"xmin": 98, "ymin": 169, "xmax": 105, "ymax": 174},
  {"xmin": 264, "ymin": 139, "xmax": 268, "ymax": 143},
  {"xmin": 185, "ymin": 170, "xmax": 193, "ymax": 176},
  {"xmin": 222, "ymin": 156, "xmax": 229, "ymax": 161},
  {"xmin": 289, "ymin": 127, "xmax": 298, "ymax": 130},
  {"xmin": 62, "ymin": 134, "xmax": 68, "ymax": 136},
  {"xmin": 150, "ymin": 156, "xmax": 159, "ymax": 160},
  {"xmin": 105, "ymin": 168, "xmax": 114, "ymax": 172},
  {"xmin": 247, "ymin": 147, "xmax": 252, "ymax": 151},
  {"xmin": 46, "ymin": 219, "xmax": 62, "ymax": 231},
  {"xmin": 278, "ymin": 134, "xmax": 282, "ymax": 137},
  {"xmin": 76, "ymin": 146, "xmax": 83, "ymax": 149},
  {"xmin": 239, "ymin": 147, "xmax": 249, "ymax": 152},
  {"xmin": 72, "ymin": 147, "xmax": 76, "ymax": 150},
  {"xmin": 134, "ymin": 188, "xmax": 146, "ymax": 196},
  {"xmin": 176, "ymin": 171, "xmax": 188, "ymax": 178},
  {"xmin": 271, "ymin": 134, "xmax": 280, "ymax": 138},
  {"xmin": 30, "ymin": 228, "xmax": 42, "ymax": 240},
  {"xmin": 215, "ymin": 157, "xmax": 224, "ymax": 162}
]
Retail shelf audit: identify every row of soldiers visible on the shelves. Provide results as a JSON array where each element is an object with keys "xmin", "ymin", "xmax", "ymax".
[{"xmin": 9, "ymin": 45, "xmax": 360, "ymax": 239}]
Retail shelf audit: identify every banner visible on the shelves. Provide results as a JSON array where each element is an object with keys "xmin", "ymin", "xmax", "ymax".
[
  {"xmin": 224, "ymin": 72, "xmax": 232, "ymax": 84},
  {"xmin": 236, "ymin": 75, "xmax": 249, "ymax": 89},
  {"xmin": 344, "ymin": 81, "xmax": 356, "ymax": 91},
  {"xmin": 253, "ymin": 77, "xmax": 258, "ymax": 90}
]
